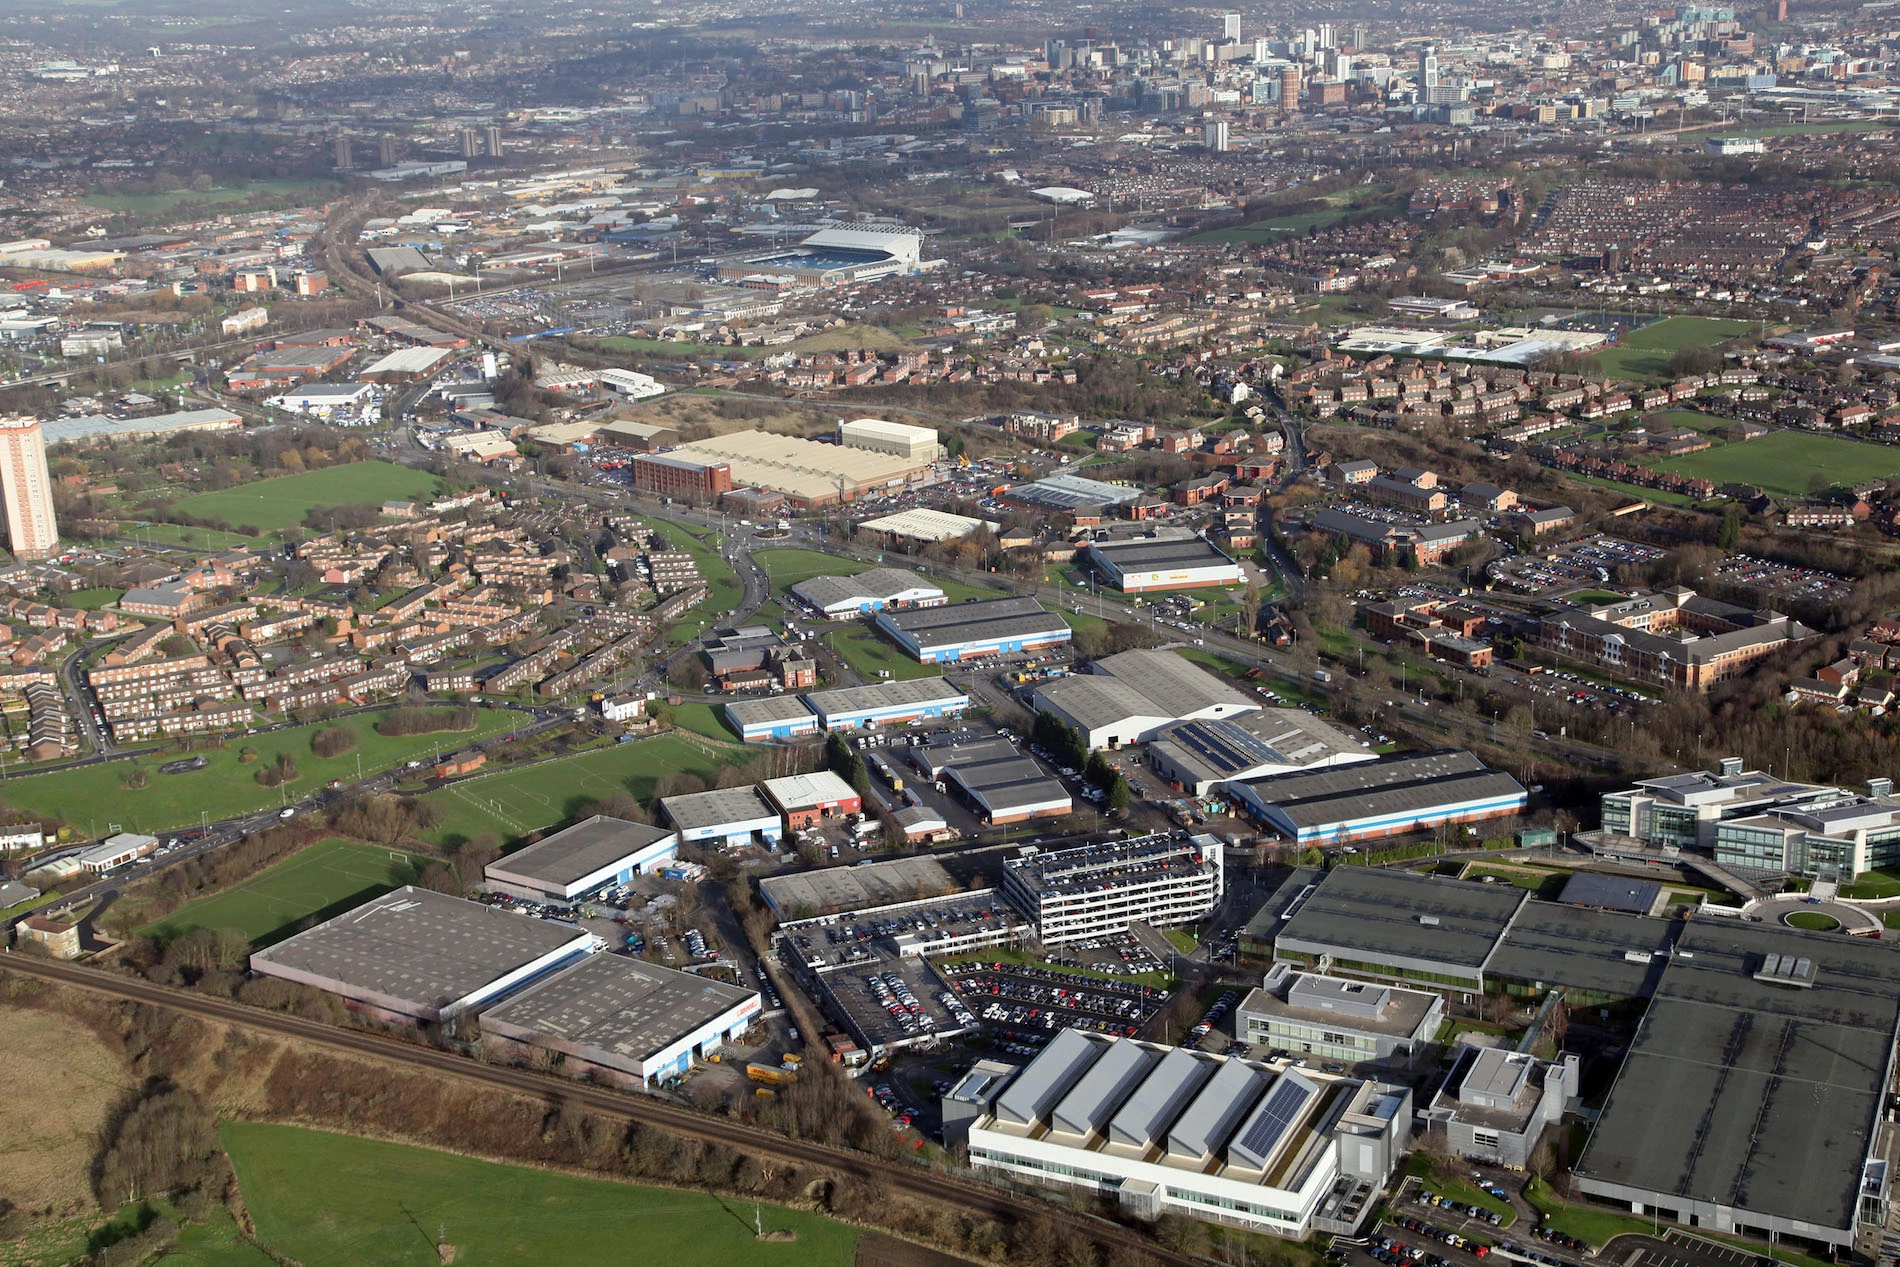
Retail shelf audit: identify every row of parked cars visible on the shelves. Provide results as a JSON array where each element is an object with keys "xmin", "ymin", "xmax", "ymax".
[
  {"xmin": 1389, "ymin": 1217, "xmax": 1488, "ymax": 1257},
  {"xmin": 1188, "ymin": 989, "xmax": 1241, "ymax": 1043},
  {"xmin": 1416, "ymin": 1189, "xmax": 1505, "ymax": 1226}
]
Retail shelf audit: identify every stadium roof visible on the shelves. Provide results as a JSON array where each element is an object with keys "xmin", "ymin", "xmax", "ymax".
[
  {"xmin": 248, "ymin": 887, "xmax": 589, "ymax": 1018},
  {"xmin": 1577, "ymin": 922, "xmax": 1900, "ymax": 1237},
  {"xmin": 480, "ymin": 951, "xmax": 756, "ymax": 1073}
]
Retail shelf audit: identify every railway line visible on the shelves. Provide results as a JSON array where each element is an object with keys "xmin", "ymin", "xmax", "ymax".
[{"xmin": 0, "ymin": 954, "xmax": 1196, "ymax": 1267}]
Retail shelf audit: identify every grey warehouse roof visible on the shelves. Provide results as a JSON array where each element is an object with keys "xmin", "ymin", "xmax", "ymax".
[
  {"xmin": 1239, "ymin": 749, "xmax": 1526, "ymax": 831},
  {"xmin": 485, "ymin": 815, "xmax": 674, "ymax": 890},
  {"xmin": 661, "ymin": 785, "xmax": 778, "ymax": 831},
  {"xmin": 803, "ymin": 676, "xmax": 967, "ymax": 716},
  {"xmin": 1485, "ymin": 901, "xmax": 1682, "ymax": 999},
  {"xmin": 248, "ymin": 886, "xmax": 588, "ymax": 1016},
  {"xmin": 875, "ymin": 597, "xmax": 1069, "ymax": 653},
  {"xmin": 1089, "ymin": 536, "xmax": 1238, "ymax": 573},
  {"xmin": 1277, "ymin": 866, "xmax": 1528, "ymax": 972},
  {"xmin": 480, "ymin": 951, "xmax": 756, "ymax": 1071},
  {"xmin": 1557, "ymin": 871, "xmax": 1662, "ymax": 915}
]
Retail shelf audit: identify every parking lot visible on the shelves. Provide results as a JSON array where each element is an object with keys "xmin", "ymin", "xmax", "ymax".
[
  {"xmin": 1488, "ymin": 535, "xmax": 1665, "ymax": 594},
  {"xmin": 1713, "ymin": 553, "xmax": 1854, "ymax": 604},
  {"xmin": 937, "ymin": 955, "xmax": 1169, "ymax": 1044}
]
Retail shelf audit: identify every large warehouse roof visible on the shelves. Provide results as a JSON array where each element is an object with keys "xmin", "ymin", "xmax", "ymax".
[
  {"xmin": 660, "ymin": 785, "xmax": 779, "ymax": 832},
  {"xmin": 1004, "ymin": 471, "xmax": 1143, "ymax": 513},
  {"xmin": 1234, "ymin": 749, "xmax": 1527, "ymax": 833},
  {"xmin": 758, "ymin": 855, "xmax": 960, "ymax": 918},
  {"xmin": 856, "ymin": 507, "xmax": 994, "ymax": 542},
  {"xmin": 791, "ymin": 567, "xmax": 943, "ymax": 614},
  {"xmin": 480, "ymin": 950, "xmax": 758, "ymax": 1077},
  {"xmin": 1277, "ymin": 866, "xmax": 1528, "ymax": 972},
  {"xmin": 42, "ymin": 407, "xmax": 242, "ymax": 446},
  {"xmin": 1485, "ymin": 901, "xmax": 1681, "ymax": 999},
  {"xmin": 1089, "ymin": 535, "xmax": 1244, "ymax": 580},
  {"xmin": 803, "ymin": 676, "xmax": 967, "ymax": 719},
  {"xmin": 483, "ymin": 815, "xmax": 676, "ymax": 896},
  {"xmin": 249, "ymin": 887, "xmax": 591, "ymax": 1020},
  {"xmin": 1576, "ymin": 922, "xmax": 1900, "ymax": 1241},
  {"xmin": 660, "ymin": 429, "xmax": 930, "ymax": 501},
  {"xmin": 877, "ymin": 596, "xmax": 1070, "ymax": 656}
]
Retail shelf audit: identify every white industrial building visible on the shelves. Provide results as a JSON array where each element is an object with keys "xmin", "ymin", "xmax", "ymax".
[
  {"xmin": 480, "ymin": 951, "xmax": 761, "ymax": 1087},
  {"xmin": 77, "ymin": 832, "xmax": 157, "ymax": 873},
  {"xmin": 790, "ymin": 567, "xmax": 945, "ymax": 619},
  {"xmin": 659, "ymin": 786, "xmax": 784, "ymax": 850},
  {"xmin": 1146, "ymin": 708, "xmax": 1375, "ymax": 797},
  {"xmin": 599, "ymin": 368, "xmax": 667, "ymax": 400},
  {"xmin": 1086, "ymin": 535, "xmax": 1246, "ymax": 593},
  {"xmin": 839, "ymin": 417, "xmax": 939, "ymax": 461},
  {"xmin": 1002, "ymin": 832, "xmax": 1222, "ymax": 945},
  {"xmin": 949, "ymin": 1031, "xmax": 1409, "ymax": 1237},
  {"xmin": 265, "ymin": 383, "xmax": 378, "ymax": 417},
  {"xmin": 1033, "ymin": 649, "xmax": 1259, "ymax": 750},
  {"xmin": 482, "ymin": 815, "xmax": 681, "ymax": 901},
  {"xmin": 248, "ymin": 887, "xmax": 598, "ymax": 1023}
]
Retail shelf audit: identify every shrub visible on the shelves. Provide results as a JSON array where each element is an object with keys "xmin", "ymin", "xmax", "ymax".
[
  {"xmin": 311, "ymin": 726, "xmax": 355, "ymax": 759},
  {"xmin": 375, "ymin": 706, "xmax": 477, "ymax": 737}
]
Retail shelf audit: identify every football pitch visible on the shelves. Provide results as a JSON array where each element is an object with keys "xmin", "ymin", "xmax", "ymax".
[
  {"xmin": 170, "ymin": 462, "xmax": 444, "ymax": 532},
  {"xmin": 1588, "ymin": 316, "xmax": 1752, "ymax": 381},
  {"xmin": 1652, "ymin": 429, "xmax": 1900, "ymax": 499},
  {"xmin": 137, "ymin": 838, "xmax": 419, "ymax": 945}
]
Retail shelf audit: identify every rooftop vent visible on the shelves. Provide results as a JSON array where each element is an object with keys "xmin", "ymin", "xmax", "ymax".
[
  {"xmin": 1719, "ymin": 757, "xmax": 1745, "ymax": 776},
  {"xmin": 1871, "ymin": 777, "xmax": 1894, "ymax": 799},
  {"xmin": 1753, "ymin": 952, "xmax": 1817, "ymax": 989}
]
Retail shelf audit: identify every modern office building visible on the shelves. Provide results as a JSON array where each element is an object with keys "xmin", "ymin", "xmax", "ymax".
[
  {"xmin": 659, "ymin": 786, "xmax": 784, "ymax": 850},
  {"xmin": 838, "ymin": 417, "xmax": 939, "ymax": 461},
  {"xmin": 1575, "ymin": 921, "xmax": 1900, "ymax": 1250},
  {"xmin": 1086, "ymin": 535, "xmax": 1246, "ymax": 593},
  {"xmin": 790, "ymin": 567, "xmax": 946, "ymax": 619},
  {"xmin": 1422, "ymin": 1046, "xmax": 1578, "ymax": 1169},
  {"xmin": 723, "ymin": 695, "xmax": 821, "ymax": 742},
  {"xmin": 875, "ymin": 597, "xmax": 1072, "ymax": 664},
  {"xmin": 912, "ymin": 735, "xmax": 1072, "ymax": 824},
  {"xmin": 1003, "ymin": 832, "xmax": 1222, "ymax": 945},
  {"xmin": 481, "ymin": 815, "xmax": 680, "ymax": 901},
  {"xmin": 1598, "ymin": 758, "xmax": 1838, "ymax": 853},
  {"xmin": 480, "ymin": 951, "xmax": 760, "ymax": 1087},
  {"xmin": 248, "ymin": 887, "xmax": 597, "ymax": 1023},
  {"xmin": 1229, "ymin": 750, "xmax": 1527, "ymax": 845},
  {"xmin": 954, "ymin": 1031, "xmax": 1410, "ymax": 1237},
  {"xmin": 627, "ymin": 451, "xmax": 734, "ymax": 503},
  {"xmin": 1032, "ymin": 648, "xmax": 1259, "ymax": 750},
  {"xmin": 1536, "ymin": 588, "xmax": 1816, "ymax": 691},
  {"xmin": 0, "ymin": 416, "xmax": 59, "ymax": 560},
  {"xmin": 802, "ymin": 677, "xmax": 969, "ymax": 731},
  {"xmin": 1237, "ymin": 965, "xmax": 1444, "ymax": 1067}
]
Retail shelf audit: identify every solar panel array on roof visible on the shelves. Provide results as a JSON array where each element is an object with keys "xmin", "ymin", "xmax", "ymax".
[
  {"xmin": 1106, "ymin": 1046, "xmax": 1220, "ymax": 1150},
  {"xmin": 994, "ymin": 1028, "xmax": 1104, "ymax": 1127},
  {"xmin": 1051, "ymin": 1038, "xmax": 1159, "ymax": 1137},
  {"xmin": 1229, "ymin": 1072, "xmax": 1320, "ymax": 1170},
  {"xmin": 1167, "ymin": 1056, "xmax": 1267, "ymax": 1160}
]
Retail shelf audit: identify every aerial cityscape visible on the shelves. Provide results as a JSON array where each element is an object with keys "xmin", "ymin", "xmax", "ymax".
[{"xmin": 6, "ymin": 0, "xmax": 1900, "ymax": 1262}]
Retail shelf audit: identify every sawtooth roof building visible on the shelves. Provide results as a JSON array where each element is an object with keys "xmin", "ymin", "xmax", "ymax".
[
  {"xmin": 248, "ymin": 887, "xmax": 597, "ymax": 1022},
  {"xmin": 952, "ymin": 1031, "xmax": 1411, "ymax": 1237}
]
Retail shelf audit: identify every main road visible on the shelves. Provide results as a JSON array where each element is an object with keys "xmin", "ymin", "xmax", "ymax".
[{"xmin": 0, "ymin": 954, "xmax": 1200, "ymax": 1267}]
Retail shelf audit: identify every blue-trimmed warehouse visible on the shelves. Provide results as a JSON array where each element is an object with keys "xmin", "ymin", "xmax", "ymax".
[
  {"xmin": 875, "ymin": 597, "xmax": 1072, "ymax": 664},
  {"xmin": 805, "ymin": 678, "xmax": 969, "ymax": 731},
  {"xmin": 1229, "ymin": 750, "xmax": 1527, "ymax": 845}
]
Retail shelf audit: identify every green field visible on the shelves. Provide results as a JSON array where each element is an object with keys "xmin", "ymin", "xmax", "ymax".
[
  {"xmin": 122, "ymin": 520, "xmax": 264, "ymax": 549},
  {"xmin": 755, "ymin": 547, "xmax": 869, "ymax": 590},
  {"xmin": 1188, "ymin": 208, "xmax": 1361, "ymax": 243},
  {"xmin": 220, "ymin": 1122, "xmax": 858, "ymax": 1267},
  {"xmin": 171, "ymin": 462, "xmax": 445, "ymax": 533},
  {"xmin": 827, "ymin": 624, "xmax": 940, "ymax": 681},
  {"xmin": 1652, "ymin": 409, "xmax": 1733, "ymax": 432},
  {"xmin": 136, "ymin": 838, "xmax": 419, "ymax": 946},
  {"xmin": 0, "ymin": 708, "xmax": 512, "ymax": 836},
  {"xmin": 420, "ymin": 731, "xmax": 748, "ymax": 846},
  {"xmin": 1588, "ymin": 316, "xmax": 1752, "ymax": 381},
  {"xmin": 1651, "ymin": 429, "xmax": 1900, "ymax": 498},
  {"xmin": 64, "ymin": 587, "xmax": 124, "ymax": 610},
  {"xmin": 83, "ymin": 177, "xmax": 342, "ymax": 221}
]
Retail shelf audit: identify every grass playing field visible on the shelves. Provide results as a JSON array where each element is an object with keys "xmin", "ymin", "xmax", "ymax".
[
  {"xmin": 1651, "ymin": 429, "xmax": 1900, "ymax": 498},
  {"xmin": 170, "ymin": 462, "xmax": 445, "ymax": 533},
  {"xmin": 826, "ymin": 624, "xmax": 940, "ymax": 681},
  {"xmin": 0, "ymin": 708, "xmax": 513, "ymax": 836},
  {"xmin": 754, "ymin": 547, "xmax": 870, "ymax": 591},
  {"xmin": 1587, "ymin": 316, "xmax": 1753, "ymax": 381},
  {"xmin": 1652, "ymin": 409, "xmax": 1733, "ymax": 432},
  {"xmin": 135, "ymin": 838, "xmax": 419, "ymax": 946},
  {"xmin": 221, "ymin": 1122, "xmax": 859, "ymax": 1267},
  {"xmin": 419, "ymin": 731, "xmax": 749, "ymax": 847}
]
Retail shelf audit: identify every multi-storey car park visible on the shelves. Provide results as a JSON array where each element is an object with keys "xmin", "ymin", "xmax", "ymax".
[
  {"xmin": 874, "ymin": 597, "xmax": 1072, "ymax": 664},
  {"xmin": 946, "ymin": 1030, "xmax": 1411, "ymax": 1238},
  {"xmin": 1002, "ymin": 833, "xmax": 1224, "ymax": 946}
]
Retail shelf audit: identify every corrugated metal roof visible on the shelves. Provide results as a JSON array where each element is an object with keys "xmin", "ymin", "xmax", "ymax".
[
  {"xmin": 993, "ymin": 1028, "xmax": 1104, "ymax": 1127},
  {"xmin": 1106, "ymin": 1045, "xmax": 1219, "ymax": 1149},
  {"xmin": 1166, "ymin": 1056, "xmax": 1266, "ymax": 1160}
]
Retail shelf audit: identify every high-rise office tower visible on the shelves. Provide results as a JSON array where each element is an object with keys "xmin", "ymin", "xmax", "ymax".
[
  {"xmin": 1317, "ymin": 23, "xmax": 1337, "ymax": 48},
  {"xmin": 0, "ymin": 417, "xmax": 58, "ymax": 562},
  {"xmin": 332, "ymin": 137, "xmax": 352, "ymax": 170},
  {"xmin": 378, "ymin": 134, "xmax": 397, "ymax": 167},
  {"xmin": 1223, "ymin": 11, "xmax": 1241, "ymax": 40},
  {"xmin": 1204, "ymin": 118, "xmax": 1230, "ymax": 151},
  {"xmin": 1352, "ymin": 24, "xmax": 1367, "ymax": 50},
  {"xmin": 485, "ymin": 125, "xmax": 504, "ymax": 157},
  {"xmin": 1419, "ymin": 45, "xmax": 1439, "ymax": 92},
  {"xmin": 1280, "ymin": 64, "xmax": 1301, "ymax": 114},
  {"xmin": 459, "ymin": 127, "xmax": 481, "ymax": 158}
]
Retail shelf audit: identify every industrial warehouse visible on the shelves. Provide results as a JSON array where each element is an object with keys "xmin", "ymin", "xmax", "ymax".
[
  {"xmin": 1032, "ymin": 648, "xmax": 1263, "ymax": 750},
  {"xmin": 723, "ymin": 694, "xmax": 821, "ymax": 742},
  {"xmin": 950, "ymin": 1030, "xmax": 1410, "ymax": 1237},
  {"xmin": 481, "ymin": 815, "xmax": 680, "ymax": 901},
  {"xmin": 659, "ymin": 785, "xmax": 785, "ymax": 850},
  {"xmin": 790, "ymin": 567, "xmax": 946, "ymax": 619},
  {"xmin": 247, "ymin": 887, "xmax": 598, "ymax": 1023},
  {"xmin": 1145, "ymin": 708, "xmax": 1375, "ymax": 797},
  {"xmin": 802, "ymin": 677, "xmax": 969, "ymax": 730},
  {"xmin": 630, "ymin": 427, "xmax": 937, "ymax": 508},
  {"xmin": 912, "ymin": 734, "xmax": 1073, "ymax": 824},
  {"xmin": 875, "ymin": 596, "xmax": 1072, "ymax": 664},
  {"xmin": 1085, "ymin": 534, "xmax": 1247, "ymax": 593},
  {"xmin": 1228, "ymin": 750, "xmax": 1528, "ymax": 845},
  {"xmin": 479, "ymin": 950, "xmax": 761, "ymax": 1088}
]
